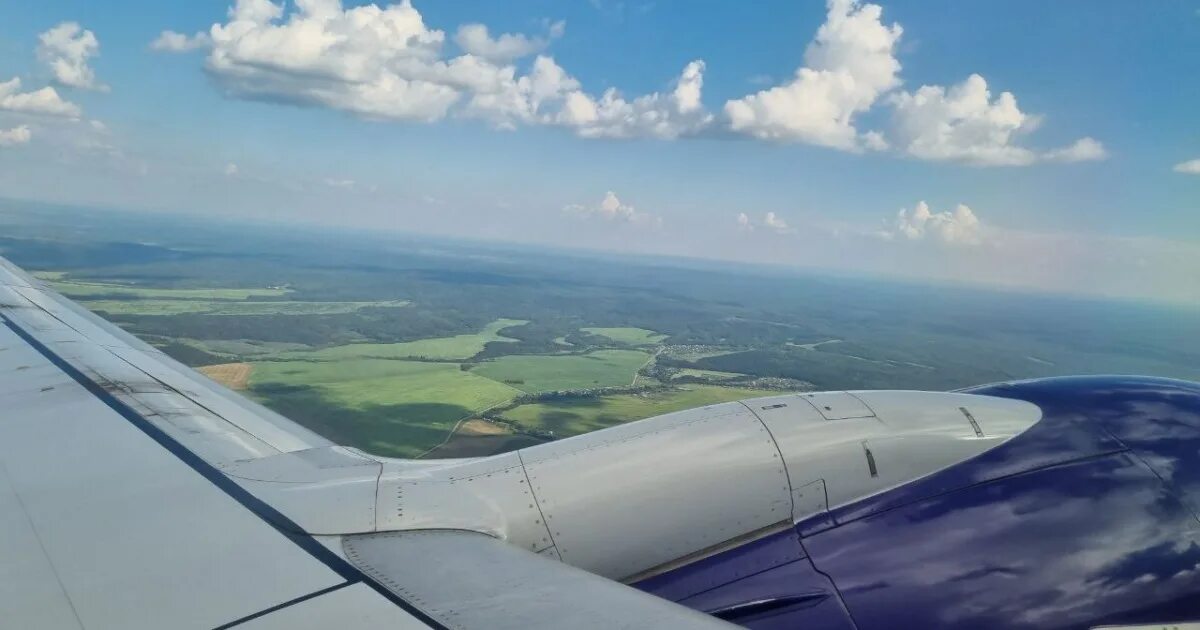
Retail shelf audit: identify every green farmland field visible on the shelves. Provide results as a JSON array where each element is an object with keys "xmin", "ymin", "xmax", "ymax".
[
  {"xmin": 10, "ymin": 207, "xmax": 1200, "ymax": 463},
  {"xmin": 582, "ymin": 326, "xmax": 668, "ymax": 345},
  {"xmin": 273, "ymin": 318, "xmax": 525, "ymax": 361},
  {"xmin": 248, "ymin": 358, "xmax": 520, "ymax": 458},
  {"xmin": 82, "ymin": 298, "xmax": 409, "ymax": 316},
  {"xmin": 186, "ymin": 339, "xmax": 313, "ymax": 357},
  {"xmin": 47, "ymin": 278, "xmax": 291, "ymax": 300},
  {"xmin": 497, "ymin": 384, "xmax": 775, "ymax": 437},
  {"xmin": 672, "ymin": 368, "xmax": 746, "ymax": 381},
  {"xmin": 471, "ymin": 349, "xmax": 651, "ymax": 393}
]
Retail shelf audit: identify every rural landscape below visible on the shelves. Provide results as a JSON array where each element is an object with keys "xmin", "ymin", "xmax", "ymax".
[{"xmin": 5, "ymin": 201, "xmax": 1199, "ymax": 459}]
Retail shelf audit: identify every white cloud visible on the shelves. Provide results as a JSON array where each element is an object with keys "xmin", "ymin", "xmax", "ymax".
[
  {"xmin": 1044, "ymin": 137, "xmax": 1107, "ymax": 163},
  {"xmin": 155, "ymin": 0, "xmax": 1101, "ymax": 156},
  {"xmin": 862, "ymin": 130, "xmax": 888, "ymax": 151},
  {"xmin": 889, "ymin": 75, "xmax": 1035, "ymax": 166},
  {"xmin": 162, "ymin": 0, "xmax": 711, "ymax": 138},
  {"xmin": 224, "ymin": 162, "xmax": 239, "ymax": 176},
  {"xmin": 324, "ymin": 177, "xmax": 355, "ymax": 188},
  {"xmin": 465, "ymin": 55, "xmax": 712, "ymax": 138},
  {"xmin": 724, "ymin": 0, "xmax": 901, "ymax": 150},
  {"xmin": 723, "ymin": 1, "xmax": 1102, "ymax": 165},
  {"xmin": 1173, "ymin": 159, "xmax": 1200, "ymax": 175},
  {"xmin": 889, "ymin": 74, "xmax": 1106, "ymax": 166},
  {"xmin": 202, "ymin": 0, "xmax": 460, "ymax": 122},
  {"xmin": 454, "ymin": 21, "xmax": 562, "ymax": 63},
  {"xmin": 150, "ymin": 30, "xmax": 212, "ymax": 52},
  {"xmin": 553, "ymin": 60, "xmax": 713, "ymax": 139},
  {"xmin": 764, "ymin": 211, "xmax": 792, "ymax": 233},
  {"xmin": 0, "ymin": 125, "xmax": 32, "ymax": 147},
  {"xmin": 0, "ymin": 78, "xmax": 82, "ymax": 118},
  {"xmin": 736, "ymin": 211, "xmax": 794, "ymax": 234},
  {"xmin": 37, "ymin": 22, "xmax": 106, "ymax": 91},
  {"xmin": 459, "ymin": 55, "xmax": 581, "ymax": 129},
  {"xmin": 564, "ymin": 191, "xmax": 661, "ymax": 227},
  {"xmin": 886, "ymin": 200, "xmax": 982, "ymax": 245}
]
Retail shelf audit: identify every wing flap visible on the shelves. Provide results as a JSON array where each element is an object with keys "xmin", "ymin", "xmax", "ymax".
[
  {"xmin": 230, "ymin": 583, "xmax": 430, "ymax": 629},
  {"xmin": 343, "ymin": 530, "xmax": 737, "ymax": 629}
]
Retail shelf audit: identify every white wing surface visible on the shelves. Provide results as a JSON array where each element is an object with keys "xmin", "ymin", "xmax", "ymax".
[{"xmin": 0, "ymin": 255, "xmax": 732, "ymax": 630}]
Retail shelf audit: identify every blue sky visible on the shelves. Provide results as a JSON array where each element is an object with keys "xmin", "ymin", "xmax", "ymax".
[{"xmin": 0, "ymin": 0, "xmax": 1197, "ymax": 303}]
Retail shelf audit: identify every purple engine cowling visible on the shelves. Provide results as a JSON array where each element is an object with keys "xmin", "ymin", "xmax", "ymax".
[{"xmin": 637, "ymin": 376, "xmax": 1200, "ymax": 629}]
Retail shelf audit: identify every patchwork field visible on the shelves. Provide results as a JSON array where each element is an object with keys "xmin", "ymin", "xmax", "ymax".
[
  {"xmin": 458, "ymin": 418, "xmax": 509, "ymax": 436},
  {"xmin": 46, "ymin": 278, "xmax": 291, "ymax": 300},
  {"xmin": 497, "ymin": 385, "xmax": 775, "ymax": 437},
  {"xmin": 471, "ymin": 349, "xmax": 652, "ymax": 393},
  {"xmin": 194, "ymin": 321, "xmax": 684, "ymax": 457},
  {"xmin": 273, "ymin": 318, "xmax": 525, "ymax": 361},
  {"xmin": 248, "ymin": 358, "xmax": 521, "ymax": 458},
  {"xmin": 39, "ymin": 275, "xmax": 410, "ymax": 317},
  {"xmin": 418, "ymin": 417, "xmax": 550, "ymax": 458},
  {"xmin": 672, "ymin": 368, "xmax": 746, "ymax": 381},
  {"xmin": 188, "ymin": 339, "xmax": 313, "ymax": 357},
  {"xmin": 582, "ymin": 326, "xmax": 668, "ymax": 345},
  {"xmin": 662, "ymin": 346, "xmax": 741, "ymax": 362},
  {"xmin": 13, "ymin": 210, "xmax": 1196, "ymax": 464},
  {"xmin": 424, "ymin": 432, "xmax": 547, "ymax": 459},
  {"xmin": 82, "ymin": 298, "xmax": 409, "ymax": 316},
  {"xmin": 198, "ymin": 362, "xmax": 253, "ymax": 390}
]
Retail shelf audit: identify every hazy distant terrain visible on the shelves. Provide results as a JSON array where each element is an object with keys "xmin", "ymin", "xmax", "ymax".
[{"xmin": 4, "ymin": 201, "xmax": 1199, "ymax": 458}]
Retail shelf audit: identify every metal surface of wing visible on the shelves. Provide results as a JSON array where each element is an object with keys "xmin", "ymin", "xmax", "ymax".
[
  {"xmin": 0, "ymin": 255, "xmax": 732, "ymax": 629},
  {"xmin": 343, "ymin": 530, "xmax": 735, "ymax": 629}
]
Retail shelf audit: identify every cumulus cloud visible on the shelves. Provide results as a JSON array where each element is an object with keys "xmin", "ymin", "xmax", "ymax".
[
  {"xmin": 152, "ymin": 0, "xmax": 1100, "ymax": 156},
  {"xmin": 158, "ymin": 0, "xmax": 711, "ymax": 138},
  {"xmin": 723, "ymin": 1, "xmax": 1102, "ymax": 165},
  {"xmin": 454, "ymin": 21, "xmax": 562, "ymax": 62},
  {"xmin": 889, "ymin": 75, "xmax": 1033, "ymax": 166},
  {"xmin": 0, "ymin": 33, "xmax": 120, "ymax": 156},
  {"xmin": 764, "ymin": 211, "xmax": 792, "ymax": 233},
  {"xmin": 0, "ymin": 78, "xmax": 82, "ymax": 118},
  {"xmin": 37, "ymin": 22, "xmax": 106, "ymax": 91},
  {"xmin": 885, "ymin": 201, "xmax": 982, "ymax": 245},
  {"xmin": 564, "ymin": 191, "xmax": 661, "ymax": 227},
  {"xmin": 889, "ymin": 74, "xmax": 1106, "ymax": 166},
  {"xmin": 1173, "ymin": 159, "xmax": 1200, "ymax": 175},
  {"xmin": 736, "ymin": 211, "xmax": 794, "ymax": 234},
  {"xmin": 224, "ymin": 162, "xmax": 239, "ymax": 176},
  {"xmin": 1044, "ymin": 136, "xmax": 1108, "ymax": 163},
  {"xmin": 0, "ymin": 125, "xmax": 32, "ymax": 147},
  {"xmin": 199, "ymin": 0, "xmax": 459, "ymax": 122},
  {"xmin": 724, "ymin": 0, "xmax": 901, "ymax": 150},
  {"xmin": 150, "ymin": 30, "xmax": 212, "ymax": 52},
  {"xmin": 458, "ymin": 54, "xmax": 582, "ymax": 129},
  {"xmin": 554, "ymin": 60, "xmax": 713, "ymax": 139}
]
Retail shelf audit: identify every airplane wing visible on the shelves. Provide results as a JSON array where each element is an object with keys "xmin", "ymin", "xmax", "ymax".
[{"xmin": 0, "ymin": 255, "xmax": 733, "ymax": 629}]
